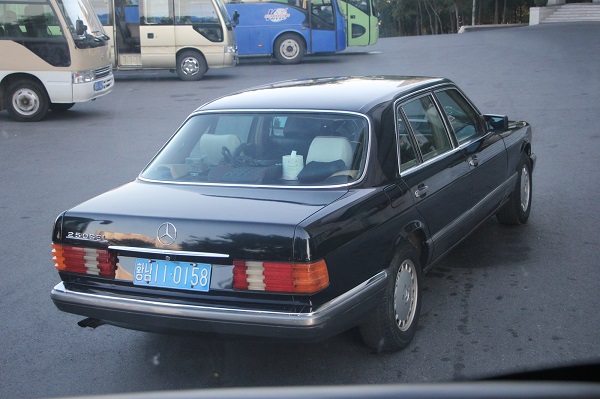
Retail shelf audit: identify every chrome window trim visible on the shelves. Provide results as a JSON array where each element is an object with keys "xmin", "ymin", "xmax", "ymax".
[
  {"xmin": 399, "ymin": 146, "xmax": 465, "ymax": 177},
  {"xmin": 138, "ymin": 109, "xmax": 372, "ymax": 190}
]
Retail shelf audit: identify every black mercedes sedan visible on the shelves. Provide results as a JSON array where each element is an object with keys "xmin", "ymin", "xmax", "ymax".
[{"xmin": 51, "ymin": 76, "xmax": 536, "ymax": 352}]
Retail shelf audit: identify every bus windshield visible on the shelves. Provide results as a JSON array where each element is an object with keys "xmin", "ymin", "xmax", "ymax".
[{"xmin": 57, "ymin": 0, "xmax": 108, "ymax": 46}]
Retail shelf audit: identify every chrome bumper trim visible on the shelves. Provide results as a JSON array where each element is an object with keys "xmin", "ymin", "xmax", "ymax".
[{"xmin": 51, "ymin": 271, "xmax": 388, "ymax": 337}]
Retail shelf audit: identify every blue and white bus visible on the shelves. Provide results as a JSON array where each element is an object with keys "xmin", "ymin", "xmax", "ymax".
[{"xmin": 225, "ymin": 0, "xmax": 347, "ymax": 64}]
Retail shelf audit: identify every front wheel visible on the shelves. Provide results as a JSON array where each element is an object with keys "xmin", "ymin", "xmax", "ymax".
[
  {"xmin": 176, "ymin": 51, "xmax": 208, "ymax": 81},
  {"xmin": 497, "ymin": 154, "xmax": 532, "ymax": 225},
  {"xmin": 274, "ymin": 33, "xmax": 305, "ymax": 65},
  {"xmin": 5, "ymin": 79, "xmax": 49, "ymax": 122},
  {"xmin": 359, "ymin": 247, "xmax": 422, "ymax": 352}
]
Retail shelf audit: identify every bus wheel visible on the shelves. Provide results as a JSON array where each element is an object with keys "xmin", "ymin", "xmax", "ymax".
[
  {"xmin": 50, "ymin": 103, "xmax": 75, "ymax": 112},
  {"xmin": 176, "ymin": 51, "xmax": 208, "ymax": 81},
  {"xmin": 5, "ymin": 79, "xmax": 49, "ymax": 122},
  {"xmin": 274, "ymin": 33, "xmax": 305, "ymax": 65}
]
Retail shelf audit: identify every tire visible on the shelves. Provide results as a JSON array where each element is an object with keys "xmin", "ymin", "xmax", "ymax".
[
  {"xmin": 274, "ymin": 33, "xmax": 305, "ymax": 65},
  {"xmin": 176, "ymin": 51, "xmax": 208, "ymax": 81},
  {"xmin": 359, "ymin": 246, "xmax": 423, "ymax": 352},
  {"xmin": 497, "ymin": 154, "xmax": 532, "ymax": 225},
  {"xmin": 50, "ymin": 103, "xmax": 75, "ymax": 112},
  {"xmin": 5, "ymin": 79, "xmax": 49, "ymax": 122}
]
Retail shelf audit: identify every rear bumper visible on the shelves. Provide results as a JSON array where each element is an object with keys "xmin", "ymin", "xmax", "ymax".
[{"xmin": 51, "ymin": 271, "xmax": 387, "ymax": 341}]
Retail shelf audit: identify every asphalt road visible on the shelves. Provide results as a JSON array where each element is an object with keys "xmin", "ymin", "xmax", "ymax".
[{"xmin": 1, "ymin": 22, "xmax": 599, "ymax": 399}]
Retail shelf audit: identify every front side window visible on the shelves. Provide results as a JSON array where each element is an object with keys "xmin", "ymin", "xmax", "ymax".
[
  {"xmin": 401, "ymin": 95, "xmax": 452, "ymax": 162},
  {"xmin": 435, "ymin": 89, "xmax": 482, "ymax": 145},
  {"xmin": 141, "ymin": 112, "xmax": 369, "ymax": 187}
]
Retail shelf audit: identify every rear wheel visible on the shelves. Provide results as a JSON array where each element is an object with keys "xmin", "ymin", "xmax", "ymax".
[
  {"xmin": 359, "ymin": 247, "xmax": 422, "ymax": 352},
  {"xmin": 176, "ymin": 51, "xmax": 208, "ymax": 81},
  {"xmin": 497, "ymin": 154, "xmax": 532, "ymax": 225},
  {"xmin": 274, "ymin": 33, "xmax": 305, "ymax": 65},
  {"xmin": 5, "ymin": 79, "xmax": 49, "ymax": 122}
]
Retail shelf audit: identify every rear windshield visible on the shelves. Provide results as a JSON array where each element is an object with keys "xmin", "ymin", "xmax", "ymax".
[{"xmin": 140, "ymin": 112, "xmax": 369, "ymax": 187}]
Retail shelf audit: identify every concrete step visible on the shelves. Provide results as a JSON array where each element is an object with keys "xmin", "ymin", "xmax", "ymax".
[{"xmin": 542, "ymin": 3, "xmax": 600, "ymax": 23}]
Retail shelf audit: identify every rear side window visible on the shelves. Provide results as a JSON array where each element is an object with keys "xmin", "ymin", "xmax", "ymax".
[
  {"xmin": 396, "ymin": 110, "xmax": 418, "ymax": 172},
  {"xmin": 435, "ymin": 89, "xmax": 482, "ymax": 145},
  {"xmin": 400, "ymin": 95, "xmax": 452, "ymax": 162}
]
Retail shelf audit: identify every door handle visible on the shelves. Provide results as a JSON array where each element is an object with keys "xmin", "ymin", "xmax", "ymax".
[
  {"xmin": 415, "ymin": 185, "xmax": 428, "ymax": 198},
  {"xmin": 147, "ymin": 33, "xmax": 154, "ymax": 39},
  {"xmin": 468, "ymin": 155, "xmax": 479, "ymax": 167}
]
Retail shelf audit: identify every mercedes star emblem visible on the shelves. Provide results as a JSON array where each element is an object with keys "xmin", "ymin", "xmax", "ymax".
[{"xmin": 157, "ymin": 222, "xmax": 177, "ymax": 246}]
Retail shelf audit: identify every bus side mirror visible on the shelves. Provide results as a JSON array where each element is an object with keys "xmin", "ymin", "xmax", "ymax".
[
  {"xmin": 76, "ymin": 19, "xmax": 87, "ymax": 36},
  {"xmin": 232, "ymin": 10, "xmax": 240, "ymax": 27}
]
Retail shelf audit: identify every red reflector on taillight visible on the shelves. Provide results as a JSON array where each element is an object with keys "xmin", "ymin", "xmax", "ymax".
[
  {"xmin": 232, "ymin": 260, "xmax": 329, "ymax": 294},
  {"xmin": 52, "ymin": 243, "xmax": 116, "ymax": 278}
]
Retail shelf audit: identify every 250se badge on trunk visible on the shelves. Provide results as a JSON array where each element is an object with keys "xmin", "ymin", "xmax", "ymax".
[{"xmin": 51, "ymin": 76, "xmax": 536, "ymax": 352}]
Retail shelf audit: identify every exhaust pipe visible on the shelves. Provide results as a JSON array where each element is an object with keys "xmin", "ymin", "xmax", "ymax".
[{"xmin": 77, "ymin": 317, "xmax": 105, "ymax": 329}]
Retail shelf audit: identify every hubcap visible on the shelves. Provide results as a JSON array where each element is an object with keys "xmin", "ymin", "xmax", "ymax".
[
  {"xmin": 280, "ymin": 39, "xmax": 299, "ymax": 60},
  {"xmin": 394, "ymin": 259, "xmax": 418, "ymax": 332},
  {"xmin": 520, "ymin": 164, "xmax": 530, "ymax": 212},
  {"xmin": 12, "ymin": 88, "xmax": 40, "ymax": 116},
  {"xmin": 180, "ymin": 57, "xmax": 200, "ymax": 76}
]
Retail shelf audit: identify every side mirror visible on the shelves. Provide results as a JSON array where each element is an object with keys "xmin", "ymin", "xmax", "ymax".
[
  {"xmin": 232, "ymin": 10, "xmax": 240, "ymax": 27},
  {"xmin": 484, "ymin": 114, "xmax": 508, "ymax": 132},
  {"xmin": 76, "ymin": 19, "xmax": 87, "ymax": 36}
]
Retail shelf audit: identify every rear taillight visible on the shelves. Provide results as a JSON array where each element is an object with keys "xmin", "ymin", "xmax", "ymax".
[
  {"xmin": 233, "ymin": 260, "xmax": 329, "ymax": 294},
  {"xmin": 52, "ymin": 243, "xmax": 116, "ymax": 278}
]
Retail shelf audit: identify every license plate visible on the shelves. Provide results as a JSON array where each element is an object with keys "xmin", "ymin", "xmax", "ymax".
[
  {"xmin": 94, "ymin": 81, "xmax": 104, "ymax": 91},
  {"xmin": 133, "ymin": 258, "xmax": 211, "ymax": 292}
]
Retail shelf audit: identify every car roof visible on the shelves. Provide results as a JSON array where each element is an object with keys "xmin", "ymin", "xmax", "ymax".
[{"xmin": 195, "ymin": 76, "xmax": 452, "ymax": 114}]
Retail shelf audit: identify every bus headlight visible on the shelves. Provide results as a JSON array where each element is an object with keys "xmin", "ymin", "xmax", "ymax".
[
  {"xmin": 72, "ymin": 69, "xmax": 96, "ymax": 84},
  {"xmin": 224, "ymin": 45, "xmax": 237, "ymax": 54}
]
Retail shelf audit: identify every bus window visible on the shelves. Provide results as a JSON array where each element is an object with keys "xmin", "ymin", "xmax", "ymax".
[
  {"xmin": 90, "ymin": 0, "xmax": 113, "ymax": 25},
  {"xmin": 311, "ymin": 0, "xmax": 334, "ymax": 29},
  {"xmin": 175, "ymin": 0, "xmax": 223, "ymax": 42},
  {"xmin": 141, "ymin": 0, "xmax": 173, "ymax": 24}
]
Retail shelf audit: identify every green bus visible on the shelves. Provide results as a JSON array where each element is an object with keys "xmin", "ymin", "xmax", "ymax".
[
  {"xmin": 266, "ymin": 0, "xmax": 378, "ymax": 47},
  {"xmin": 337, "ymin": 0, "xmax": 378, "ymax": 46}
]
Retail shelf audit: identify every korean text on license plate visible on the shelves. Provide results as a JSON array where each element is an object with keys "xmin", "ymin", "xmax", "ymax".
[{"xmin": 133, "ymin": 258, "xmax": 211, "ymax": 292}]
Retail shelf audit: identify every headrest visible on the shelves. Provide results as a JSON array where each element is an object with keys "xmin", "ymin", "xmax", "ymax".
[
  {"xmin": 4, "ymin": 10, "xmax": 18, "ymax": 24},
  {"xmin": 192, "ymin": 134, "xmax": 241, "ymax": 165},
  {"xmin": 24, "ymin": 5, "xmax": 44, "ymax": 17},
  {"xmin": 306, "ymin": 136, "xmax": 353, "ymax": 167}
]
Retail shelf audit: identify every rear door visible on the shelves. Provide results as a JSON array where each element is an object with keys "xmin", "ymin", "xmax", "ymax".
[{"xmin": 397, "ymin": 94, "xmax": 472, "ymax": 263}]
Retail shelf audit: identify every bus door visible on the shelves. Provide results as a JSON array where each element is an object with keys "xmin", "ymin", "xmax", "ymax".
[
  {"xmin": 337, "ymin": 0, "xmax": 378, "ymax": 46},
  {"xmin": 138, "ymin": 0, "xmax": 176, "ymax": 68},
  {"xmin": 308, "ymin": 0, "xmax": 342, "ymax": 53}
]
